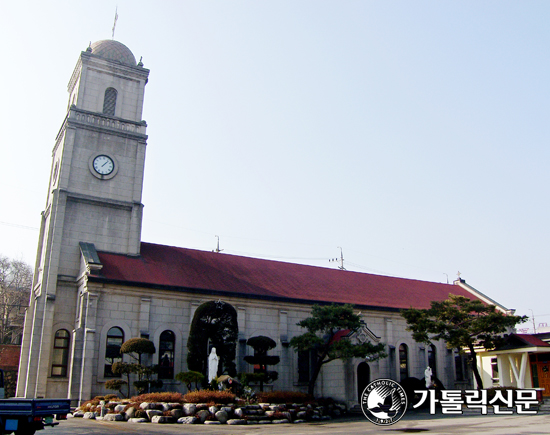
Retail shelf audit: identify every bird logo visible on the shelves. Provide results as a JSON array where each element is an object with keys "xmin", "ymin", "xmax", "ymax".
[{"xmin": 361, "ymin": 379, "xmax": 408, "ymax": 425}]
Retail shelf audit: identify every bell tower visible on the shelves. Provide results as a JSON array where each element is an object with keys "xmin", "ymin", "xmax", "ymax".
[{"xmin": 17, "ymin": 40, "xmax": 150, "ymax": 399}]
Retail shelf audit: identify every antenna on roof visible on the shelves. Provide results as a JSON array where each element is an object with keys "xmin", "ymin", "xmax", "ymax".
[
  {"xmin": 112, "ymin": 6, "xmax": 119, "ymax": 39},
  {"xmin": 329, "ymin": 247, "xmax": 346, "ymax": 270},
  {"xmin": 213, "ymin": 235, "xmax": 223, "ymax": 253},
  {"xmin": 530, "ymin": 309, "xmax": 537, "ymax": 334}
]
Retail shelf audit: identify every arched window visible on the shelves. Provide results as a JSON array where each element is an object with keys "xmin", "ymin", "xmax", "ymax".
[
  {"xmin": 51, "ymin": 329, "xmax": 70, "ymax": 377},
  {"xmin": 104, "ymin": 327, "xmax": 124, "ymax": 377},
  {"xmin": 102, "ymin": 87, "xmax": 118, "ymax": 116},
  {"xmin": 399, "ymin": 344, "xmax": 409, "ymax": 381},
  {"xmin": 428, "ymin": 344, "xmax": 437, "ymax": 378},
  {"xmin": 158, "ymin": 330, "xmax": 175, "ymax": 379}
]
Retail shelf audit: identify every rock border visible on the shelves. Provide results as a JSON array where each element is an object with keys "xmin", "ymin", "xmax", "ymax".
[{"xmin": 72, "ymin": 400, "xmax": 347, "ymax": 425}]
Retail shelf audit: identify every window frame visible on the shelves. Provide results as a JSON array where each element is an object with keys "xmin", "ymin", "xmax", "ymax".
[
  {"xmin": 102, "ymin": 87, "xmax": 118, "ymax": 116},
  {"xmin": 399, "ymin": 343, "xmax": 409, "ymax": 381},
  {"xmin": 51, "ymin": 329, "xmax": 70, "ymax": 377},
  {"xmin": 158, "ymin": 330, "xmax": 175, "ymax": 380},
  {"xmin": 104, "ymin": 326, "xmax": 124, "ymax": 378},
  {"xmin": 427, "ymin": 344, "xmax": 437, "ymax": 378}
]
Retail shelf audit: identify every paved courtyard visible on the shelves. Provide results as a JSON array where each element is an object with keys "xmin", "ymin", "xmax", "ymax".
[{"xmin": 50, "ymin": 412, "xmax": 550, "ymax": 435}]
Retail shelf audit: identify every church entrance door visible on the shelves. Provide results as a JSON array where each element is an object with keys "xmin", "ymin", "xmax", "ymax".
[
  {"xmin": 534, "ymin": 362, "xmax": 550, "ymax": 396},
  {"xmin": 357, "ymin": 362, "xmax": 370, "ymax": 402}
]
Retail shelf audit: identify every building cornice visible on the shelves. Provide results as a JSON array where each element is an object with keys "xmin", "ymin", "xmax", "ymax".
[{"xmin": 56, "ymin": 107, "xmax": 148, "ymax": 142}]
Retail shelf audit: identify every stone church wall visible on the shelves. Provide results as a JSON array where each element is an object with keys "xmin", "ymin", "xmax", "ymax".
[{"xmin": 50, "ymin": 281, "xmax": 452, "ymax": 406}]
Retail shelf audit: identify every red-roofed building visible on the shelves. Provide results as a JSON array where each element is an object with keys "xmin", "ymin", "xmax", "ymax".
[
  {"xmin": 17, "ymin": 39, "xmax": 512, "ymax": 407},
  {"xmin": 476, "ymin": 333, "xmax": 550, "ymax": 397}
]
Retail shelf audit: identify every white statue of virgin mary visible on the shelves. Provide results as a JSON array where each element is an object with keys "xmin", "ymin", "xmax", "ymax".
[
  {"xmin": 208, "ymin": 347, "xmax": 220, "ymax": 383},
  {"xmin": 424, "ymin": 366, "xmax": 433, "ymax": 388}
]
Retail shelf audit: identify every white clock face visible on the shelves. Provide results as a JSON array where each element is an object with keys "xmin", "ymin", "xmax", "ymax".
[{"xmin": 93, "ymin": 155, "xmax": 115, "ymax": 175}]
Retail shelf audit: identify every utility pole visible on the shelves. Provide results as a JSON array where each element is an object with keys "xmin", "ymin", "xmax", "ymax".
[
  {"xmin": 530, "ymin": 309, "xmax": 537, "ymax": 334},
  {"xmin": 329, "ymin": 247, "xmax": 345, "ymax": 270}
]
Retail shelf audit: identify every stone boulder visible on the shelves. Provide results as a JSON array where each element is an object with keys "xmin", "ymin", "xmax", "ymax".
[
  {"xmin": 151, "ymin": 415, "xmax": 175, "ymax": 424},
  {"xmin": 215, "ymin": 410, "xmax": 228, "ymax": 424},
  {"xmin": 227, "ymin": 419, "xmax": 247, "ymax": 425},
  {"xmin": 128, "ymin": 418, "xmax": 148, "ymax": 423},
  {"xmin": 145, "ymin": 409, "xmax": 163, "ymax": 420},
  {"xmin": 170, "ymin": 409, "xmax": 184, "ymax": 419},
  {"xmin": 178, "ymin": 416, "xmax": 199, "ymax": 424},
  {"xmin": 183, "ymin": 404, "xmax": 197, "ymax": 416},
  {"xmin": 103, "ymin": 413, "xmax": 124, "ymax": 421},
  {"xmin": 125, "ymin": 407, "xmax": 136, "ymax": 419},
  {"xmin": 296, "ymin": 411, "xmax": 307, "ymax": 419},
  {"xmin": 196, "ymin": 409, "xmax": 210, "ymax": 423}
]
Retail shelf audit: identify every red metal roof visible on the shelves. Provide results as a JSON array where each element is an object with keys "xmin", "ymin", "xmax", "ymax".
[
  {"xmin": 328, "ymin": 329, "xmax": 352, "ymax": 345},
  {"xmin": 95, "ymin": 242, "xmax": 481, "ymax": 310},
  {"xmin": 515, "ymin": 334, "xmax": 550, "ymax": 348}
]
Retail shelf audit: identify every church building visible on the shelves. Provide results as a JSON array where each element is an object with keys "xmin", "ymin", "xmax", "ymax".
[{"xmin": 17, "ymin": 40, "xmax": 510, "ymax": 406}]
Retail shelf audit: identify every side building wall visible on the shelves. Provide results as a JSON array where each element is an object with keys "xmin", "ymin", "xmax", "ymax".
[{"xmin": 40, "ymin": 277, "xmax": 462, "ymax": 407}]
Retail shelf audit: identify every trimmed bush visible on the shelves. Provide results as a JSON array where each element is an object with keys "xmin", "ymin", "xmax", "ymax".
[
  {"xmin": 130, "ymin": 392, "xmax": 185, "ymax": 403},
  {"xmin": 79, "ymin": 398, "xmax": 101, "ymax": 408},
  {"xmin": 175, "ymin": 371, "xmax": 204, "ymax": 391},
  {"xmin": 105, "ymin": 379, "xmax": 127, "ymax": 394},
  {"xmin": 183, "ymin": 390, "xmax": 236, "ymax": 404},
  {"xmin": 256, "ymin": 391, "xmax": 313, "ymax": 404}
]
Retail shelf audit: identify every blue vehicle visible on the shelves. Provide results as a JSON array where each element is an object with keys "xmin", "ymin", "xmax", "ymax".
[
  {"xmin": 0, "ymin": 370, "xmax": 70, "ymax": 435},
  {"xmin": 0, "ymin": 370, "xmax": 71, "ymax": 435},
  {"xmin": 0, "ymin": 399, "xmax": 70, "ymax": 435}
]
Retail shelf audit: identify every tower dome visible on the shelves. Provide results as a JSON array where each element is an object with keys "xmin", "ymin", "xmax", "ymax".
[{"xmin": 89, "ymin": 40, "xmax": 136, "ymax": 66}]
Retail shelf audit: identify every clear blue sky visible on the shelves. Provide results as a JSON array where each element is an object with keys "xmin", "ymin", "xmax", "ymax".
[{"xmin": 1, "ymin": 1, "xmax": 549, "ymax": 331}]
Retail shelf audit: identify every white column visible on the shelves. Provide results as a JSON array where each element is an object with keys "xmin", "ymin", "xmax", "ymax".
[{"xmin": 79, "ymin": 292, "xmax": 99, "ymax": 403}]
